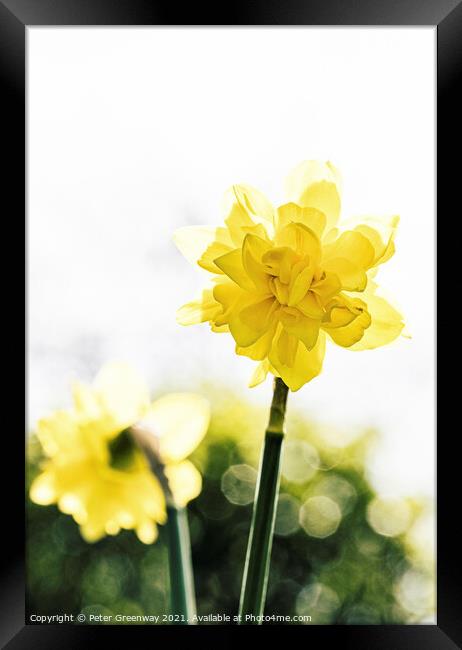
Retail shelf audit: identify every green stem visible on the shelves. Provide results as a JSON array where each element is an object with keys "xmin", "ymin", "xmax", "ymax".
[
  {"xmin": 167, "ymin": 505, "xmax": 197, "ymax": 624},
  {"xmin": 128, "ymin": 425, "xmax": 197, "ymax": 625},
  {"xmin": 238, "ymin": 377, "xmax": 289, "ymax": 624}
]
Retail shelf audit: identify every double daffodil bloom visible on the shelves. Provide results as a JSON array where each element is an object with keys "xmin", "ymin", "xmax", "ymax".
[
  {"xmin": 30, "ymin": 363, "xmax": 210, "ymax": 543},
  {"xmin": 174, "ymin": 161, "xmax": 405, "ymax": 391}
]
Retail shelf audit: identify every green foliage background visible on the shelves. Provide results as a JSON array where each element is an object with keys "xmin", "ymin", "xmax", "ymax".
[{"xmin": 26, "ymin": 391, "xmax": 433, "ymax": 624}]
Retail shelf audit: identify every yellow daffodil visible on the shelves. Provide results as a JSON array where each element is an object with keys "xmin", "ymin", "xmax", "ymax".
[
  {"xmin": 30, "ymin": 363, "xmax": 210, "ymax": 543},
  {"xmin": 174, "ymin": 161, "xmax": 405, "ymax": 391}
]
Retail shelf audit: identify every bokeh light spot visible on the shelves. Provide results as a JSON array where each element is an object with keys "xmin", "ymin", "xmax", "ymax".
[
  {"xmin": 299, "ymin": 496, "xmax": 342, "ymax": 538},
  {"xmin": 310, "ymin": 474, "xmax": 357, "ymax": 515},
  {"xmin": 395, "ymin": 569, "xmax": 435, "ymax": 617},
  {"xmin": 282, "ymin": 440, "xmax": 319, "ymax": 484},
  {"xmin": 296, "ymin": 583, "xmax": 340, "ymax": 624},
  {"xmin": 367, "ymin": 497, "xmax": 412, "ymax": 537},
  {"xmin": 221, "ymin": 464, "xmax": 257, "ymax": 506}
]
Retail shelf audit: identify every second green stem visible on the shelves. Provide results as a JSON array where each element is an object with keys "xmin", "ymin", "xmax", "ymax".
[{"xmin": 167, "ymin": 505, "xmax": 196, "ymax": 624}]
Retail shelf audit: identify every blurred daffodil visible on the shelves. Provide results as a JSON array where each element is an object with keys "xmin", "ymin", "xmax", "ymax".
[
  {"xmin": 174, "ymin": 161, "xmax": 405, "ymax": 391},
  {"xmin": 30, "ymin": 363, "xmax": 210, "ymax": 544}
]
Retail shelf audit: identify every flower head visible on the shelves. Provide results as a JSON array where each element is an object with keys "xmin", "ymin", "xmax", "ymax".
[
  {"xmin": 174, "ymin": 161, "xmax": 404, "ymax": 391},
  {"xmin": 30, "ymin": 363, "xmax": 210, "ymax": 543}
]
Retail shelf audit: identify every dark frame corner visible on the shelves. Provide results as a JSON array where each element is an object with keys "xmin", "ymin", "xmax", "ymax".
[{"xmin": 3, "ymin": 0, "xmax": 458, "ymax": 646}]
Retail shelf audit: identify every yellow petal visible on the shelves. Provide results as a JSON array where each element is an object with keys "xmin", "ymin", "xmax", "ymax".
[
  {"xmin": 248, "ymin": 359, "xmax": 270, "ymax": 387},
  {"xmin": 135, "ymin": 520, "xmax": 158, "ymax": 544},
  {"xmin": 211, "ymin": 322, "xmax": 229, "ymax": 333},
  {"xmin": 349, "ymin": 288, "xmax": 404, "ymax": 350},
  {"xmin": 269, "ymin": 277, "xmax": 290, "ymax": 305},
  {"xmin": 212, "ymin": 280, "xmax": 257, "ymax": 331},
  {"xmin": 173, "ymin": 226, "xmax": 233, "ymax": 274},
  {"xmin": 92, "ymin": 363, "xmax": 150, "ymax": 433},
  {"xmin": 323, "ymin": 227, "xmax": 339, "ymax": 244},
  {"xmin": 219, "ymin": 289, "xmax": 276, "ymax": 348},
  {"xmin": 276, "ymin": 329, "xmax": 299, "ymax": 367},
  {"xmin": 223, "ymin": 184, "xmax": 274, "ymax": 245},
  {"xmin": 348, "ymin": 215, "xmax": 399, "ymax": 267},
  {"xmin": 262, "ymin": 246, "xmax": 298, "ymax": 284},
  {"xmin": 280, "ymin": 308, "xmax": 320, "ymax": 351},
  {"xmin": 269, "ymin": 329, "xmax": 326, "ymax": 391},
  {"xmin": 72, "ymin": 382, "xmax": 103, "ymax": 421},
  {"xmin": 59, "ymin": 494, "xmax": 87, "ymax": 523},
  {"xmin": 224, "ymin": 184, "xmax": 274, "ymax": 223},
  {"xmin": 146, "ymin": 393, "xmax": 211, "ymax": 463},
  {"xmin": 165, "ymin": 460, "xmax": 202, "ymax": 507},
  {"xmin": 232, "ymin": 184, "xmax": 274, "ymax": 220},
  {"xmin": 214, "ymin": 248, "xmax": 254, "ymax": 291},
  {"xmin": 322, "ymin": 258, "xmax": 367, "ymax": 292},
  {"xmin": 176, "ymin": 288, "xmax": 221, "ymax": 325},
  {"xmin": 80, "ymin": 522, "xmax": 106, "ymax": 543},
  {"xmin": 275, "ymin": 222, "xmax": 321, "ymax": 266},
  {"xmin": 310, "ymin": 272, "xmax": 342, "ymax": 301},
  {"xmin": 323, "ymin": 301, "xmax": 371, "ymax": 347},
  {"xmin": 297, "ymin": 291, "xmax": 325, "ymax": 319},
  {"xmin": 137, "ymin": 474, "xmax": 168, "ymax": 523},
  {"xmin": 198, "ymin": 242, "xmax": 235, "ymax": 274},
  {"xmin": 285, "ymin": 161, "xmax": 341, "ymax": 230},
  {"xmin": 236, "ymin": 322, "xmax": 277, "ymax": 360},
  {"xmin": 276, "ymin": 203, "xmax": 327, "ymax": 239},
  {"xmin": 322, "ymin": 296, "xmax": 360, "ymax": 328},
  {"xmin": 105, "ymin": 520, "xmax": 121, "ymax": 536},
  {"xmin": 212, "ymin": 279, "xmax": 243, "ymax": 313},
  {"xmin": 242, "ymin": 234, "xmax": 272, "ymax": 291},
  {"xmin": 288, "ymin": 265, "xmax": 314, "ymax": 306},
  {"xmin": 238, "ymin": 297, "xmax": 278, "ymax": 346},
  {"xmin": 30, "ymin": 470, "xmax": 57, "ymax": 505},
  {"xmin": 323, "ymin": 230, "xmax": 375, "ymax": 270},
  {"xmin": 36, "ymin": 410, "xmax": 80, "ymax": 457}
]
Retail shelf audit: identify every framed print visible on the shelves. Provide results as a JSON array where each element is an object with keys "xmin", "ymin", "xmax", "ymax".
[{"xmin": 1, "ymin": 0, "xmax": 458, "ymax": 647}]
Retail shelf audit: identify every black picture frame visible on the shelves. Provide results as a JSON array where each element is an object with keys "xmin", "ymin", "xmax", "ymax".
[{"xmin": 3, "ymin": 0, "xmax": 456, "ymax": 647}]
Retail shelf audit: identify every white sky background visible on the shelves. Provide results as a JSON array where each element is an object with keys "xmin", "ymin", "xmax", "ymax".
[{"xmin": 28, "ymin": 28, "xmax": 435, "ymax": 500}]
